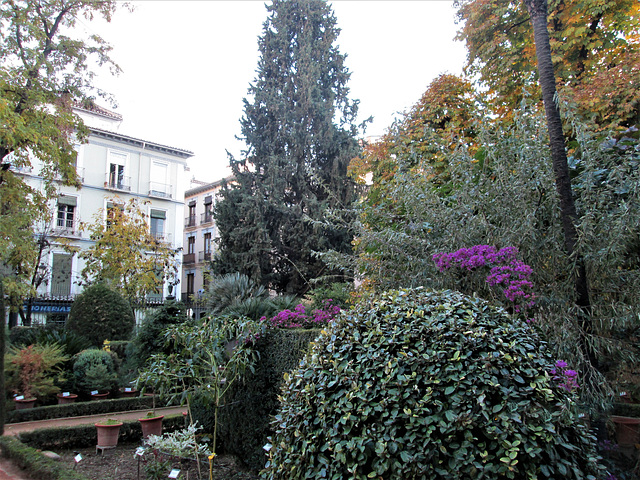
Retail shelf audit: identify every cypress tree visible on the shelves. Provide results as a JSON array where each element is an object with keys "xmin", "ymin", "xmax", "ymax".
[{"xmin": 214, "ymin": 0, "xmax": 363, "ymax": 295}]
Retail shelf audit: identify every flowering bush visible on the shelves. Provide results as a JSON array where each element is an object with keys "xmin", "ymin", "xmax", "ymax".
[
  {"xmin": 261, "ymin": 299, "xmax": 341, "ymax": 329},
  {"xmin": 433, "ymin": 245, "xmax": 536, "ymax": 316},
  {"xmin": 551, "ymin": 360, "xmax": 580, "ymax": 393}
]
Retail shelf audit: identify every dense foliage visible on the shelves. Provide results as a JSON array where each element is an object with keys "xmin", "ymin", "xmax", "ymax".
[
  {"xmin": 263, "ymin": 288, "xmax": 605, "ymax": 479},
  {"xmin": 4, "ymin": 343, "xmax": 68, "ymax": 400},
  {"xmin": 72, "ymin": 349, "xmax": 118, "ymax": 394},
  {"xmin": 66, "ymin": 283, "xmax": 135, "ymax": 347},
  {"xmin": 212, "ymin": 0, "xmax": 363, "ymax": 295},
  {"xmin": 218, "ymin": 328, "xmax": 320, "ymax": 472}
]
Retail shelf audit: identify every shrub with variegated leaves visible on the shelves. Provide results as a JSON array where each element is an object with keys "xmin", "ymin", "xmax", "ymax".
[{"xmin": 262, "ymin": 288, "xmax": 605, "ymax": 479}]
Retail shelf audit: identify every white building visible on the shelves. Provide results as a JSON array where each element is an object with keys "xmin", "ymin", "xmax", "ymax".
[{"xmin": 14, "ymin": 104, "xmax": 193, "ymax": 325}]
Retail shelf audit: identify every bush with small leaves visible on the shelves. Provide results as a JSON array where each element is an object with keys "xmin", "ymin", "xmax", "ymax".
[
  {"xmin": 65, "ymin": 283, "xmax": 134, "ymax": 347},
  {"xmin": 263, "ymin": 288, "xmax": 605, "ymax": 479},
  {"xmin": 72, "ymin": 349, "xmax": 118, "ymax": 394}
]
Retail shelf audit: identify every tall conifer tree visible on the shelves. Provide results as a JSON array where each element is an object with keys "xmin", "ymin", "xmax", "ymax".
[{"xmin": 213, "ymin": 0, "xmax": 362, "ymax": 295}]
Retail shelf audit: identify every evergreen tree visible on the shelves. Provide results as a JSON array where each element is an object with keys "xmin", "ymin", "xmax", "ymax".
[{"xmin": 213, "ymin": 0, "xmax": 363, "ymax": 295}]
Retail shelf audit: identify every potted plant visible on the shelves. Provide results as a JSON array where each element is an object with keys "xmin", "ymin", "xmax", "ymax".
[
  {"xmin": 56, "ymin": 392, "xmax": 79, "ymax": 404},
  {"xmin": 4, "ymin": 343, "xmax": 68, "ymax": 409},
  {"xmin": 139, "ymin": 410, "xmax": 165, "ymax": 438},
  {"xmin": 95, "ymin": 417, "xmax": 123, "ymax": 449},
  {"xmin": 72, "ymin": 349, "xmax": 118, "ymax": 399},
  {"xmin": 119, "ymin": 386, "xmax": 139, "ymax": 398}
]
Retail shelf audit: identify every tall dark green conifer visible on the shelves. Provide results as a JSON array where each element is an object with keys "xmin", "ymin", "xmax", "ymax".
[{"xmin": 213, "ymin": 0, "xmax": 362, "ymax": 295}]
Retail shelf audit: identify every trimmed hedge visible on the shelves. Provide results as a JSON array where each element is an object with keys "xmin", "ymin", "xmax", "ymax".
[
  {"xmin": 0, "ymin": 436, "xmax": 91, "ymax": 480},
  {"xmin": 17, "ymin": 414, "xmax": 186, "ymax": 450},
  {"xmin": 612, "ymin": 402, "xmax": 640, "ymax": 418},
  {"xmin": 216, "ymin": 328, "xmax": 320, "ymax": 472},
  {"xmin": 6, "ymin": 396, "xmax": 156, "ymax": 424}
]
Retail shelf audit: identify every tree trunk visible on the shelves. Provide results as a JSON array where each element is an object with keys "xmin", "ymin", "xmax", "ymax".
[{"xmin": 524, "ymin": 0, "xmax": 596, "ymax": 367}]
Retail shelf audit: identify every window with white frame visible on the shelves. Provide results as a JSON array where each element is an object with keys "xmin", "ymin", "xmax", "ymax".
[{"xmin": 150, "ymin": 209, "xmax": 166, "ymax": 240}]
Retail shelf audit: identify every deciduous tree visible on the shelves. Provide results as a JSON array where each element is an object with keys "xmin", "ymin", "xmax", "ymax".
[
  {"xmin": 79, "ymin": 197, "xmax": 179, "ymax": 302},
  {"xmin": 0, "ymin": 0, "xmax": 121, "ymax": 435},
  {"xmin": 213, "ymin": 0, "xmax": 363, "ymax": 295}
]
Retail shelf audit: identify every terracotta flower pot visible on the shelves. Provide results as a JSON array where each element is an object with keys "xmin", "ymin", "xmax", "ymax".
[
  {"xmin": 14, "ymin": 397, "xmax": 36, "ymax": 410},
  {"xmin": 139, "ymin": 414, "xmax": 164, "ymax": 438},
  {"xmin": 91, "ymin": 391, "xmax": 110, "ymax": 400},
  {"xmin": 95, "ymin": 421, "xmax": 123, "ymax": 448},
  {"xmin": 119, "ymin": 388, "xmax": 138, "ymax": 398},
  {"xmin": 57, "ymin": 393, "xmax": 78, "ymax": 405},
  {"xmin": 611, "ymin": 415, "xmax": 640, "ymax": 445}
]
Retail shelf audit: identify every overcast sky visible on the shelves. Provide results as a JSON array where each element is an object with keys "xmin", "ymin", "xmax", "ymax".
[{"xmin": 84, "ymin": 1, "xmax": 468, "ymax": 184}]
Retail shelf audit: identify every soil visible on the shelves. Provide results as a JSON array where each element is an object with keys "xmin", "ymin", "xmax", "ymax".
[{"xmin": 58, "ymin": 442, "xmax": 260, "ymax": 480}]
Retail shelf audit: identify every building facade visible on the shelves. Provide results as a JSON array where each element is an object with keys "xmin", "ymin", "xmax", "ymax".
[
  {"xmin": 181, "ymin": 177, "xmax": 232, "ymax": 311},
  {"xmin": 13, "ymin": 105, "xmax": 193, "ymax": 325}
]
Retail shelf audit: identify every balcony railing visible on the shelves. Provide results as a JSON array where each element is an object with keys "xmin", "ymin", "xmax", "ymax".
[
  {"xmin": 104, "ymin": 173, "xmax": 131, "ymax": 191},
  {"xmin": 201, "ymin": 213, "xmax": 214, "ymax": 225},
  {"xmin": 198, "ymin": 250, "xmax": 212, "ymax": 262},
  {"xmin": 149, "ymin": 182, "xmax": 173, "ymax": 199},
  {"xmin": 51, "ymin": 218, "xmax": 81, "ymax": 238},
  {"xmin": 150, "ymin": 232, "xmax": 172, "ymax": 243},
  {"xmin": 185, "ymin": 215, "xmax": 197, "ymax": 228},
  {"xmin": 183, "ymin": 253, "xmax": 196, "ymax": 264}
]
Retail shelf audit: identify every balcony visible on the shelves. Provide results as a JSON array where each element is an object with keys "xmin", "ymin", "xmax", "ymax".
[
  {"xmin": 185, "ymin": 215, "xmax": 197, "ymax": 228},
  {"xmin": 51, "ymin": 220, "xmax": 81, "ymax": 238},
  {"xmin": 198, "ymin": 250, "xmax": 212, "ymax": 262},
  {"xmin": 104, "ymin": 173, "xmax": 131, "ymax": 192},
  {"xmin": 150, "ymin": 231, "xmax": 172, "ymax": 244},
  {"xmin": 149, "ymin": 181, "xmax": 173, "ymax": 199},
  {"xmin": 183, "ymin": 252, "xmax": 196, "ymax": 264},
  {"xmin": 201, "ymin": 212, "xmax": 214, "ymax": 225}
]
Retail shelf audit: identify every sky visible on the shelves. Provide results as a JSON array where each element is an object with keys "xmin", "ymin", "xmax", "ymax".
[{"xmin": 83, "ymin": 1, "xmax": 468, "ymax": 185}]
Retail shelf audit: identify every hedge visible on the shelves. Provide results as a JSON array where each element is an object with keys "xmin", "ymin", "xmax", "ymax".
[
  {"xmin": 216, "ymin": 328, "xmax": 320, "ymax": 472},
  {"xmin": 0, "ymin": 436, "xmax": 92, "ymax": 480},
  {"xmin": 6, "ymin": 396, "xmax": 156, "ymax": 424},
  {"xmin": 17, "ymin": 414, "xmax": 186, "ymax": 450}
]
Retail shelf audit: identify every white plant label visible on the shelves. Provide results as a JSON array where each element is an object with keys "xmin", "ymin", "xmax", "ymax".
[
  {"xmin": 15, "ymin": 395, "xmax": 24, "ymax": 401},
  {"xmin": 74, "ymin": 454, "xmax": 83, "ymax": 463},
  {"xmin": 135, "ymin": 447, "xmax": 145, "ymax": 457},
  {"xmin": 168, "ymin": 469, "xmax": 180, "ymax": 478},
  {"xmin": 125, "ymin": 387, "xmax": 132, "ymax": 392},
  {"xmin": 91, "ymin": 390, "xmax": 99, "ymax": 395},
  {"xmin": 63, "ymin": 392, "xmax": 70, "ymax": 397}
]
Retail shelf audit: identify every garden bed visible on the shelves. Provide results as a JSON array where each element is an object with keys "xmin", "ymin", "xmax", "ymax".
[{"xmin": 58, "ymin": 442, "xmax": 259, "ymax": 480}]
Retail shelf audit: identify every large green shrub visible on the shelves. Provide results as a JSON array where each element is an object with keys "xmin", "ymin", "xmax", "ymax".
[
  {"xmin": 217, "ymin": 328, "xmax": 320, "ymax": 472},
  {"xmin": 263, "ymin": 288, "xmax": 605, "ymax": 479},
  {"xmin": 72, "ymin": 349, "xmax": 118, "ymax": 394},
  {"xmin": 66, "ymin": 283, "xmax": 134, "ymax": 347}
]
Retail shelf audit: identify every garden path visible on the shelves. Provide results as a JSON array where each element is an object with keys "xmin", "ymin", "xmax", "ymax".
[{"xmin": 0, "ymin": 405, "xmax": 186, "ymax": 479}]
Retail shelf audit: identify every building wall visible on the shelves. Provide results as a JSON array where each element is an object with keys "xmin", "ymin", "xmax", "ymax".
[
  {"xmin": 14, "ymin": 107, "xmax": 193, "ymax": 325},
  {"xmin": 181, "ymin": 177, "xmax": 232, "ymax": 306}
]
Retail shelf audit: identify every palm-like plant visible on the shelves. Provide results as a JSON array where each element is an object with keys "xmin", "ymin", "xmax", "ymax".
[{"xmin": 204, "ymin": 272, "xmax": 269, "ymax": 315}]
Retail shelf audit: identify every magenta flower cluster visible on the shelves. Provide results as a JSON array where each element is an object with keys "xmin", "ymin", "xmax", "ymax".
[
  {"xmin": 261, "ymin": 299, "xmax": 341, "ymax": 329},
  {"xmin": 550, "ymin": 360, "xmax": 579, "ymax": 393},
  {"xmin": 432, "ymin": 245, "xmax": 536, "ymax": 314}
]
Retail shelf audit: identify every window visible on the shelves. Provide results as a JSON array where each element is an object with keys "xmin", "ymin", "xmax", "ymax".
[
  {"xmin": 186, "ymin": 273, "xmax": 195, "ymax": 296},
  {"xmin": 204, "ymin": 232, "xmax": 212, "ymax": 254},
  {"xmin": 56, "ymin": 196, "xmax": 76, "ymax": 230},
  {"xmin": 203, "ymin": 195, "xmax": 213, "ymax": 223},
  {"xmin": 187, "ymin": 201, "xmax": 196, "ymax": 227},
  {"xmin": 50, "ymin": 253, "xmax": 72, "ymax": 297},
  {"xmin": 107, "ymin": 151, "xmax": 128, "ymax": 190},
  {"xmin": 150, "ymin": 209, "xmax": 166, "ymax": 240},
  {"xmin": 187, "ymin": 236, "xmax": 195, "ymax": 255},
  {"xmin": 150, "ymin": 161, "xmax": 170, "ymax": 198}
]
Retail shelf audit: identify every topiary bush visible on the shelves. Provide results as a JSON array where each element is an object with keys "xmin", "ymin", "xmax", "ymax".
[
  {"xmin": 65, "ymin": 283, "xmax": 134, "ymax": 347},
  {"xmin": 263, "ymin": 288, "xmax": 605, "ymax": 479},
  {"xmin": 72, "ymin": 349, "xmax": 118, "ymax": 395}
]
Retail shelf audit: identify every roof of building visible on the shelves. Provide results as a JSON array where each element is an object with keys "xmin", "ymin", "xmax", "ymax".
[
  {"xmin": 89, "ymin": 127, "xmax": 194, "ymax": 159},
  {"xmin": 185, "ymin": 175, "xmax": 235, "ymax": 197},
  {"xmin": 75, "ymin": 102, "xmax": 123, "ymax": 121}
]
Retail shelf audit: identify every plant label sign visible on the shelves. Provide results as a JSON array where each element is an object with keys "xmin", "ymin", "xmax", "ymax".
[
  {"xmin": 74, "ymin": 454, "xmax": 83, "ymax": 463},
  {"xmin": 15, "ymin": 395, "xmax": 24, "ymax": 401},
  {"xmin": 91, "ymin": 390, "xmax": 99, "ymax": 395},
  {"xmin": 168, "ymin": 469, "xmax": 180, "ymax": 478},
  {"xmin": 125, "ymin": 387, "xmax": 132, "ymax": 392},
  {"xmin": 63, "ymin": 392, "xmax": 70, "ymax": 397},
  {"xmin": 135, "ymin": 447, "xmax": 145, "ymax": 457}
]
